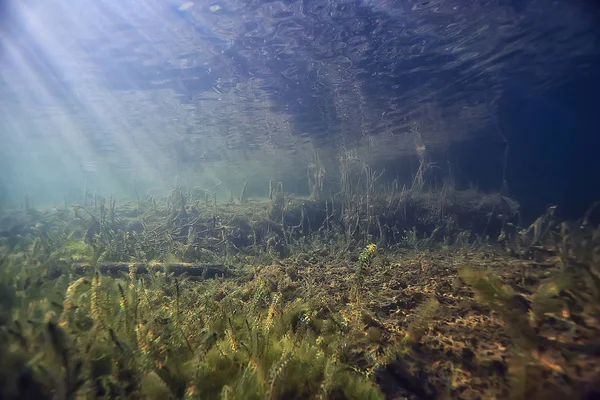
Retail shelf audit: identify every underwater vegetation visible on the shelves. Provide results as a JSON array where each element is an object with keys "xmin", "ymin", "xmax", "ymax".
[{"xmin": 0, "ymin": 161, "xmax": 599, "ymax": 399}]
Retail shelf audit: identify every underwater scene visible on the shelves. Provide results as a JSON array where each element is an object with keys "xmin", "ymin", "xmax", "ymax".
[{"xmin": 1, "ymin": 0, "xmax": 600, "ymax": 399}]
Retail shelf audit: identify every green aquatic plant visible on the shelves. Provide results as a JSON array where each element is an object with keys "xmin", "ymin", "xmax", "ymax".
[
  {"xmin": 0, "ymin": 253, "xmax": 379, "ymax": 400},
  {"xmin": 6, "ymin": 179, "xmax": 598, "ymax": 398},
  {"xmin": 459, "ymin": 266, "xmax": 535, "ymax": 347},
  {"xmin": 0, "ymin": 252, "xmax": 84, "ymax": 399},
  {"xmin": 352, "ymin": 243, "xmax": 377, "ymax": 306},
  {"xmin": 459, "ymin": 258, "xmax": 600, "ymax": 399},
  {"xmin": 404, "ymin": 297, "xmax": 440, "ymax": 345}
]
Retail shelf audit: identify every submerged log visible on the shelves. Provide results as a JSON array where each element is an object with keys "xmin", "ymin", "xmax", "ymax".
[{"xmin": 70, "ymin": 262, "xmax": 232, "ymax": 280}]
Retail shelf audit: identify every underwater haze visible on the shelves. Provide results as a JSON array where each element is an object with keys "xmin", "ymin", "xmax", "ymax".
[
  {"xmin": 1, "ymin": 1, "xmax": 600, "ymax": 399},
  {"xmin": 0, "ymin": 0, "xmax": 598, "ymax": 211}
]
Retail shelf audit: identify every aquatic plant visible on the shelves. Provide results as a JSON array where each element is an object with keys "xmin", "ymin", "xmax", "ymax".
[
  {"xmin": 352, "ymin": 243, "xmax": 377, "ymax": 307},
  {"xmin": 459, "ymin": 214, "xmax": 600, "ymax": 400},
  {"xmin": 1, "ymin": 168, "xmax": 597, "ymax": 399}
]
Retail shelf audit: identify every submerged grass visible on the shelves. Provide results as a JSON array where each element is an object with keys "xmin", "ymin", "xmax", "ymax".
[{"xmin": 0, "ymin": 183, "xmax": 598, "ymax": 399}]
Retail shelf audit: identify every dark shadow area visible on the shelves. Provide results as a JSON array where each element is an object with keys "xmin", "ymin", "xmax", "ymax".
[
  {"xmin": 499, "ymin": 68, "xmax": 600, "ymax": 222},
  {"xmin": 449, "ymin": 136, "xmax": 508, "ymax": 193}
]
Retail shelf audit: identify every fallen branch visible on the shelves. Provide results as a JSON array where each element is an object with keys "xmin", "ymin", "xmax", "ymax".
[{"xmin": 63, "ymin": 262, "xmax": 232, "ymax": 280}]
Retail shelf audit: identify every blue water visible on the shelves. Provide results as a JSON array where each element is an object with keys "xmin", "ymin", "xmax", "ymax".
[{"xmin": 0, "ymin": 0, "xmax": 598, "ymax": 213}]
